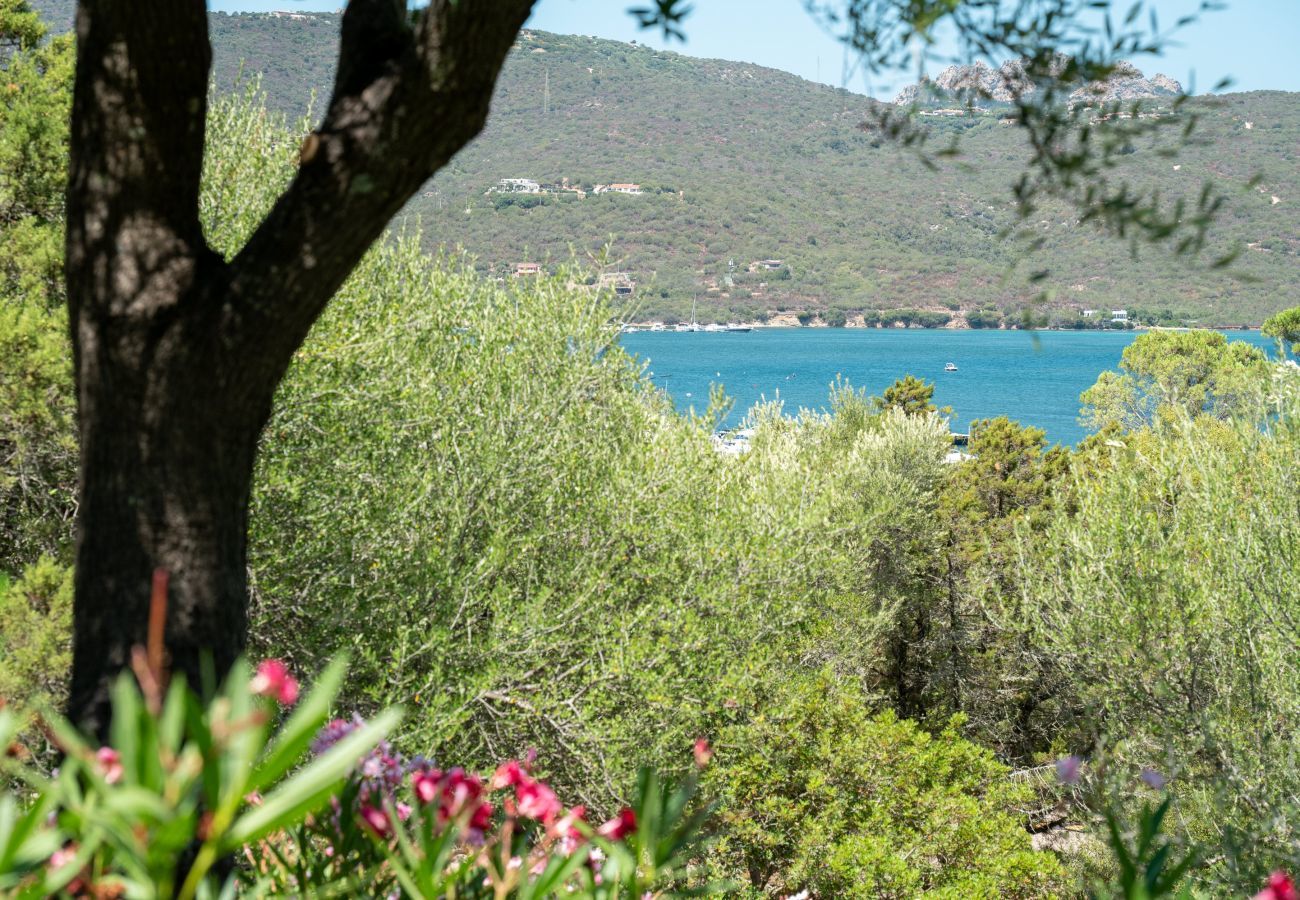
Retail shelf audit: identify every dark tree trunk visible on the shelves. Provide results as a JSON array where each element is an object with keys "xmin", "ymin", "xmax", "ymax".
[
  {"xmin": 64, "ymin": 0, "xmax": 535, "ymax": 735},
  {"xmin": 66, "ymin": 291, "xmax": 273, "ymax": 734}
]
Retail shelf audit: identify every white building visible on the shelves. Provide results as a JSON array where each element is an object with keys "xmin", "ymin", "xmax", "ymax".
[
  {"xmin": 1110, "ymin": 309, "xmax": 1129, "ymax": 323},
  {"xmin": 494, "ymin": 178, "xmax": 542, "ymax": 194}
]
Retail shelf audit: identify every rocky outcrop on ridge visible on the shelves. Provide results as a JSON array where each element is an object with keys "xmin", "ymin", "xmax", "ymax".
[{"xmin": 894, "ymin": 59, "xmax": 1182, "ymax": 106}]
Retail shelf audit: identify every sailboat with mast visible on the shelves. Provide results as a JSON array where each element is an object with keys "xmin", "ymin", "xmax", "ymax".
[{"xmin": 676, "ymin": 296, "xmax": 702, "ymax": 332}]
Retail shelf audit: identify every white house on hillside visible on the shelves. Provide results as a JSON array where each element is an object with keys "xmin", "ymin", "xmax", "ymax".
[{"xmin": 493, "ymin": 178, "xmax": 542, "ymax": 194}]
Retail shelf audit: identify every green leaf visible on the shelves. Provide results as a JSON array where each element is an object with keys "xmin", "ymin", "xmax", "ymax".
[
  {"xmin": 518, "ymin": 845, "xmax": 589, "ymax": 899},
  {"xmin": 249, "ymin": 655, "xmax": 348, "ymax": 793},
  {"xmin": 108, "ymin": 672, "xmax": 143, "ymax": 778},
  {"xmin": 223, "ymin": 706, "xmax": 402, "ymax": 848},
  {"xmin": 158, "ymin": 676, "xmax": 190, "ymax": 754}
]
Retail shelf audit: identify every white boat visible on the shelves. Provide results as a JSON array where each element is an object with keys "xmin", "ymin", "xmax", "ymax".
[
  {"xmin": 944, "ymin": 362, "xmax": 958, "ymax": 372},
  {"xmin": 703, "ymin": 323, "xmax": 726, "ymax": 333},
  {"xmin": 683, "ymin": 297, "xmax": 702, "ymax": 331},
  {"xmin": 726, "ymin": 323, "xmax": 752, "ymax": 332}
]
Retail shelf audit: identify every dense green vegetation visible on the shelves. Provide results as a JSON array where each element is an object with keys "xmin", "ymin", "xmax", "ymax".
[
  {"xmin": 7, "ymin": 3, "xmax": 1300, "ymax": 896},
  {"xmin": 27, "ymin": 1, "xmax": 1300, "ymax": 326}
]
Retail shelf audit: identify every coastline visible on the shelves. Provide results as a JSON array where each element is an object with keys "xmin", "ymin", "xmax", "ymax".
[{"xmin": 619, "ymin": 322, "xmax": 1264, "ymax": 333}]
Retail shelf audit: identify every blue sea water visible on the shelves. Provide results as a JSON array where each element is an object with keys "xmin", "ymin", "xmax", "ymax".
[{"xmin": 620, "ymin": 328, "xmax": 1275, "ymax": 446}]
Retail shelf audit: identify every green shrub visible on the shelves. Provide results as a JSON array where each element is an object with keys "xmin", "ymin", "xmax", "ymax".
[
  {"xmin": 702, "ymin": 675, "xmax": 1065, "ymax": 898},
  {"xmin": 1079, "ymin": 329, "xmax": 1271, "ymax": 433},
  {"xmin": 0, "ymin": 300, "xmax": 76, "ymax": 575},
  {"xmin": 1022, "ymin": 373, "xmax": 1300, "ymax": 892},
  {"xmin": 245, "ymin": 239, "xmax": 956, "ymax": 803},
  {"xmin": 0, "ymin": 556, "xmax": 72, "ymax": 712}
]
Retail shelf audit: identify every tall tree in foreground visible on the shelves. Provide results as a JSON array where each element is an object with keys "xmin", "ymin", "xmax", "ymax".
[
  {"xmin": 63, "ymin": 0, "xmax": 1231, "ymax": 733},
  {"xmin": 64, "ymin": 0, "xmax": 534, "ymax": 733}
]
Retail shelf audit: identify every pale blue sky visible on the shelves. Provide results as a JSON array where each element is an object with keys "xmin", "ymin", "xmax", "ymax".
[{"xmin": 207, "ymin": 1, "xmax": 1300, "ymax": 99}]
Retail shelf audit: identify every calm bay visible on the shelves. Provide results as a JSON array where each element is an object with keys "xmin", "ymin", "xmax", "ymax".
[{"xmin": 621, "ymin": 328, "xmax": 1275, "ymax": 445}]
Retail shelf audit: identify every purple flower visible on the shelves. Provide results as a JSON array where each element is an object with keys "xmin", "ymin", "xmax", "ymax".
[
  {"xmin": 312, "ymin": 715, "xmax": 425, "ymax": 841},
  {"xmin": 1140, "ymin": 768, "xmax": 1167, "ymax": 790},
  {"xmin": 311, "ymin": 715, "xmax": 364, "ymax": 755},
  {"xmin": 1055, "ymin": 755, "xmax": 1083, "ymax": 785}
]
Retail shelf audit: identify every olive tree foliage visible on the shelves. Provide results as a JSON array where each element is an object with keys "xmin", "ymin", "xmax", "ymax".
[
  {"xmin": 247, "ymin": 290, "xmax": 959, "ymax": 805},
  {"xmin": 1079, "ymin": 329, "xmax": 1271, "ymax": 432},
  {"xmin": 1020, "ymin": 373, "xmax": 1300, "ymax": 893}
]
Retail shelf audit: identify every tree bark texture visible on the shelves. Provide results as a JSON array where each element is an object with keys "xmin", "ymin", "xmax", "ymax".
[{"xmin": 65, "ymin": 0, "xmax": 535, "ymax": 736}]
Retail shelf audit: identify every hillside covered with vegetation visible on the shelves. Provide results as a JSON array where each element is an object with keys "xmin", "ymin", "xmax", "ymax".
[
  {"xmin": 29, "ymin": 2, "xmax": 1300, "ymax": 326},
  {"xmin": 215, "ymin": 21, "xmax": 1300, "ymax": 329}
]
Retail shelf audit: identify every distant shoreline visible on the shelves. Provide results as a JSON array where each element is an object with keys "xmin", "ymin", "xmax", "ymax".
[{"xmin": 619, "ymin": 323, "xmax": 1264, "ymax": 333}]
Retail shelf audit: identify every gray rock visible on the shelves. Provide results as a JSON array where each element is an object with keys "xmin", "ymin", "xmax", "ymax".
[{"xmin": 893, "ymin": 59, "xmax": 1182, "ymax": 106}]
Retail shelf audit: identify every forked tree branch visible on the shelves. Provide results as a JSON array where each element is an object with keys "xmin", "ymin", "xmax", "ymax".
[{"xmin": 225, "ymin": 0, "xmax": 536, "ymax": 401}]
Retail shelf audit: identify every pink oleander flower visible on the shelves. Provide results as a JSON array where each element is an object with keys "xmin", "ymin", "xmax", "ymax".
[
  {"xmin": 443, "ymin": 768, "xmax": 483, "ymax": 812},
  {"xmin": 413, "ymin": 767, "xmax": 488, "ymax": 827},
  {"xmin": 551, "ymin": 805, "xmax": 586, "ymax": 839},
  {"xmin": 469, "ymin": 800, "xmax": 493, "ymax": 832},
  {"xmin": 250, "ymin": 659, "xmax": 300, "ymax": 706},
  {"xmin": 1055, "ymin": 754, "xmax": 1082, "ymax": 785},
  {"xmin": 359, "ymin": 804, "xmax": 392, "ymax": 838},
  {"xmin": 1257, "ymin": 872, "xmax": 1298, "ymax": 900},
  {"xmin": 412, "ymin": 769, "xmax": 441, "ymax": 805},
  {"xmin": 597, "ymin": 807, "xmax": 637, "ymax": 841},
  {"xmin": 694, "ymin": 737, "xmax": 713, "ymax": 768},
  {"xmin": 551, "ymin": 805, "xmax": 588, "ymax": 855},
  {"xmin": 491, "ymin": 759, "xmax": 528, "ymax": 790},
  {"xmin": 48, "ymin": 844, "xmax": 78, "ymax": 870},
  {"xmin": 516, "ymin": 778, "xmax": 561, "ymax": 823},
  {"xmin": 95, "ymin": 747, "xmax": 123, "ymax": 785}
]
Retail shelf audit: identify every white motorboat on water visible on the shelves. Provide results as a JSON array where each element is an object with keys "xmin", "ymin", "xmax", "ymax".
[
  {"xmin": 945, "ymin": 362, "xmax": 958, "ymax": 372},
  {"xmin": 726, "ymin": 323, "xmax": 752, "ymax": 332}
]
